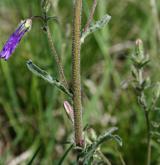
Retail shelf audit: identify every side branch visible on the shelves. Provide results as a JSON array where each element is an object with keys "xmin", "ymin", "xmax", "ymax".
[
  {"xmin": 83, "ymin": 0, "xmax": 98, "ymax": 33},
  {"xmin": 46, "ymin": 26, "xmax": 68, "ymax": 89}
]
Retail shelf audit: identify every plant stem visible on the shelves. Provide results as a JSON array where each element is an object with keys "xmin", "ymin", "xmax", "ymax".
[
  {"xmin": 97, "ymin": 151, "xmax": 112, "ymax": 165},
  {"xmin": 72, "ymin": 0, "xmax": 83, "ymax": 147},
  {"xmin": 83, "ymin": 0, "xmax": 98, "ymax": 33},
  {"xmin": 140, "ymin": 92, "xmax": 151, "ymax": 165},
  {"xmin": 46, "ymin": 26, "xmax": 68, "ymax": 89},
  {"xmin": 144, "ymin": 110, "xmax": 151, "ymax": 165},
  {"xmin": 133, "ymin": 39, "xmax": 152, "ymax": 165}
]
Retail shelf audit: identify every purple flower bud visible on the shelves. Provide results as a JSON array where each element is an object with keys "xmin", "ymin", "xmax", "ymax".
[{"xmin": 0, "ymin": 19, "xmax": 32, "ymax": 60}]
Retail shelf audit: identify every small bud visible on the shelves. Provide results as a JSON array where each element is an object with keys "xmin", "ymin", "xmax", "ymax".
[
  {"xmin": 135, "ymin": 38, "xmax": 144, "ymax": 59},
  {"xmin": 41, "ymin": 0, "xmax": 51, "ymax": 13},
  {"xmin": 63, "ymin": 101, "xmax": 74, "ymax": 124},
  {"xmin": 135, "ymin": 39, "xmax": 143, "ymax": 46}
]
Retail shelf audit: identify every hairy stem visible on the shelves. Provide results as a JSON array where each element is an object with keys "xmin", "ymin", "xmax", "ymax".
[
  {"xmin": 72, "ymin": 0, "xmax": 83, "ymax": 147},
  {"xmin": 46, "ymin": 26, "xmax": 68, "ymax": 88}
]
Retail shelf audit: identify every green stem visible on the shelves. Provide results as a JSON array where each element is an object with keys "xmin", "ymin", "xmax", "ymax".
[
  {"xmin": 140, "ymin": 91, "xmax": 151, "ymax": 165},
  {"xmin": 144, "ymin": 110, "xmax": 151, "ymax": 165},
  {"xmin": 97, "ymin": 151, "xmax": 112, "ymax": 165},
  {"xmin": 46, "ymin": 26, "xmax": 68, "ymax": 89},
  {"xmin": 72, "ymin": 0, "xmax": 83, "ymax": 147}
]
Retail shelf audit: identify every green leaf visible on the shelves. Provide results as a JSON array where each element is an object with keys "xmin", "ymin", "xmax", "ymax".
[
  {"xmin": 151, "ymin": 131, "xmax": 160, "ymax": 138},
  {"xmin": 81, "ymin": 14, "xmax": 111, "ymax": 43},
  {"xmin": 112, "ymin": 135, "xmax": 123, "ymax": 146},
  {"xmin": 26, "ymin": 60, "xmax": 72, "ymax": 98},
  {"xmin": 58, "ymin": 144, "xmax": 74, "ymax": 165},
  {"xmin": 41, "ymin": 0, "xmax": 50, "ymax": 13},
  {"xmin": 79, "ymin": 127, "xmax": 121, "ymax": 165},
  {"xmin": 151, "ymin": 121, "xmax": 160, "ymax": 128},
  {"xmin": 27, "ymin": 145, "xmax": 41, "ymax": 165}
]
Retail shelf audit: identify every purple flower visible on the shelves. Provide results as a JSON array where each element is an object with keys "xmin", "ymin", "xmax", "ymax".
[{"xmin": 0, "ymin": 19, "xmax": 32, "ymax": 60}]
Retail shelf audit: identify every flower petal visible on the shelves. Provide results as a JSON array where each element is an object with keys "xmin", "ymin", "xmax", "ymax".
[{"xmin": 0, "ymin": 19, "xmax": 32, "ymax": 60}]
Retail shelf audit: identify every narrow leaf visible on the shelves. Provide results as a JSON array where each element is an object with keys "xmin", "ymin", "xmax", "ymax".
[
  {"xmin": 80, "ymin": 127, "xmax": 120, "ymax": 164},
  {"xmin": 112, "ymin": 135, "xmax": 123, "ymax": 146},
  {"xmin": 26, "ymin": 60, "xmax": 72, "ymax": 98},
  {"xmin": 81, "ymin": 14, "xmax": 111, "ymax": 43},
  {"xmin": 58, "ymin": 144, "xmax": 74, "ymax": 165}
]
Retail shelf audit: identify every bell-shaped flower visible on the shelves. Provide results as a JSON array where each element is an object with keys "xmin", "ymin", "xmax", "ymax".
[{"xmin": 0, "ymin": 19, "xmax": 32, "ymax": 60}]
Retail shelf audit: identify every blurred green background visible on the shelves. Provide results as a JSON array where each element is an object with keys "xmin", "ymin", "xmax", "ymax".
[{"xmin": 0, "ymin": 0, "xmax": 160, "ymax": 164}]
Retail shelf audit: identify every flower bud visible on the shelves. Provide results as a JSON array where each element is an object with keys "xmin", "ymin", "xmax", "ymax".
[
  {"xmin": 41, "ymin": 0, "xmax": 51, "ymax": 13},
  {"xmin": 0, "ymin": 19, "xmax": 32, "ymax": 60},
  {"xmin": 63, "ymin": 101, "xmax": 74, "ymax": 124},
  {"xmin": 135, "ymin": 38, "xmax": 144, "ymax": 60}
]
